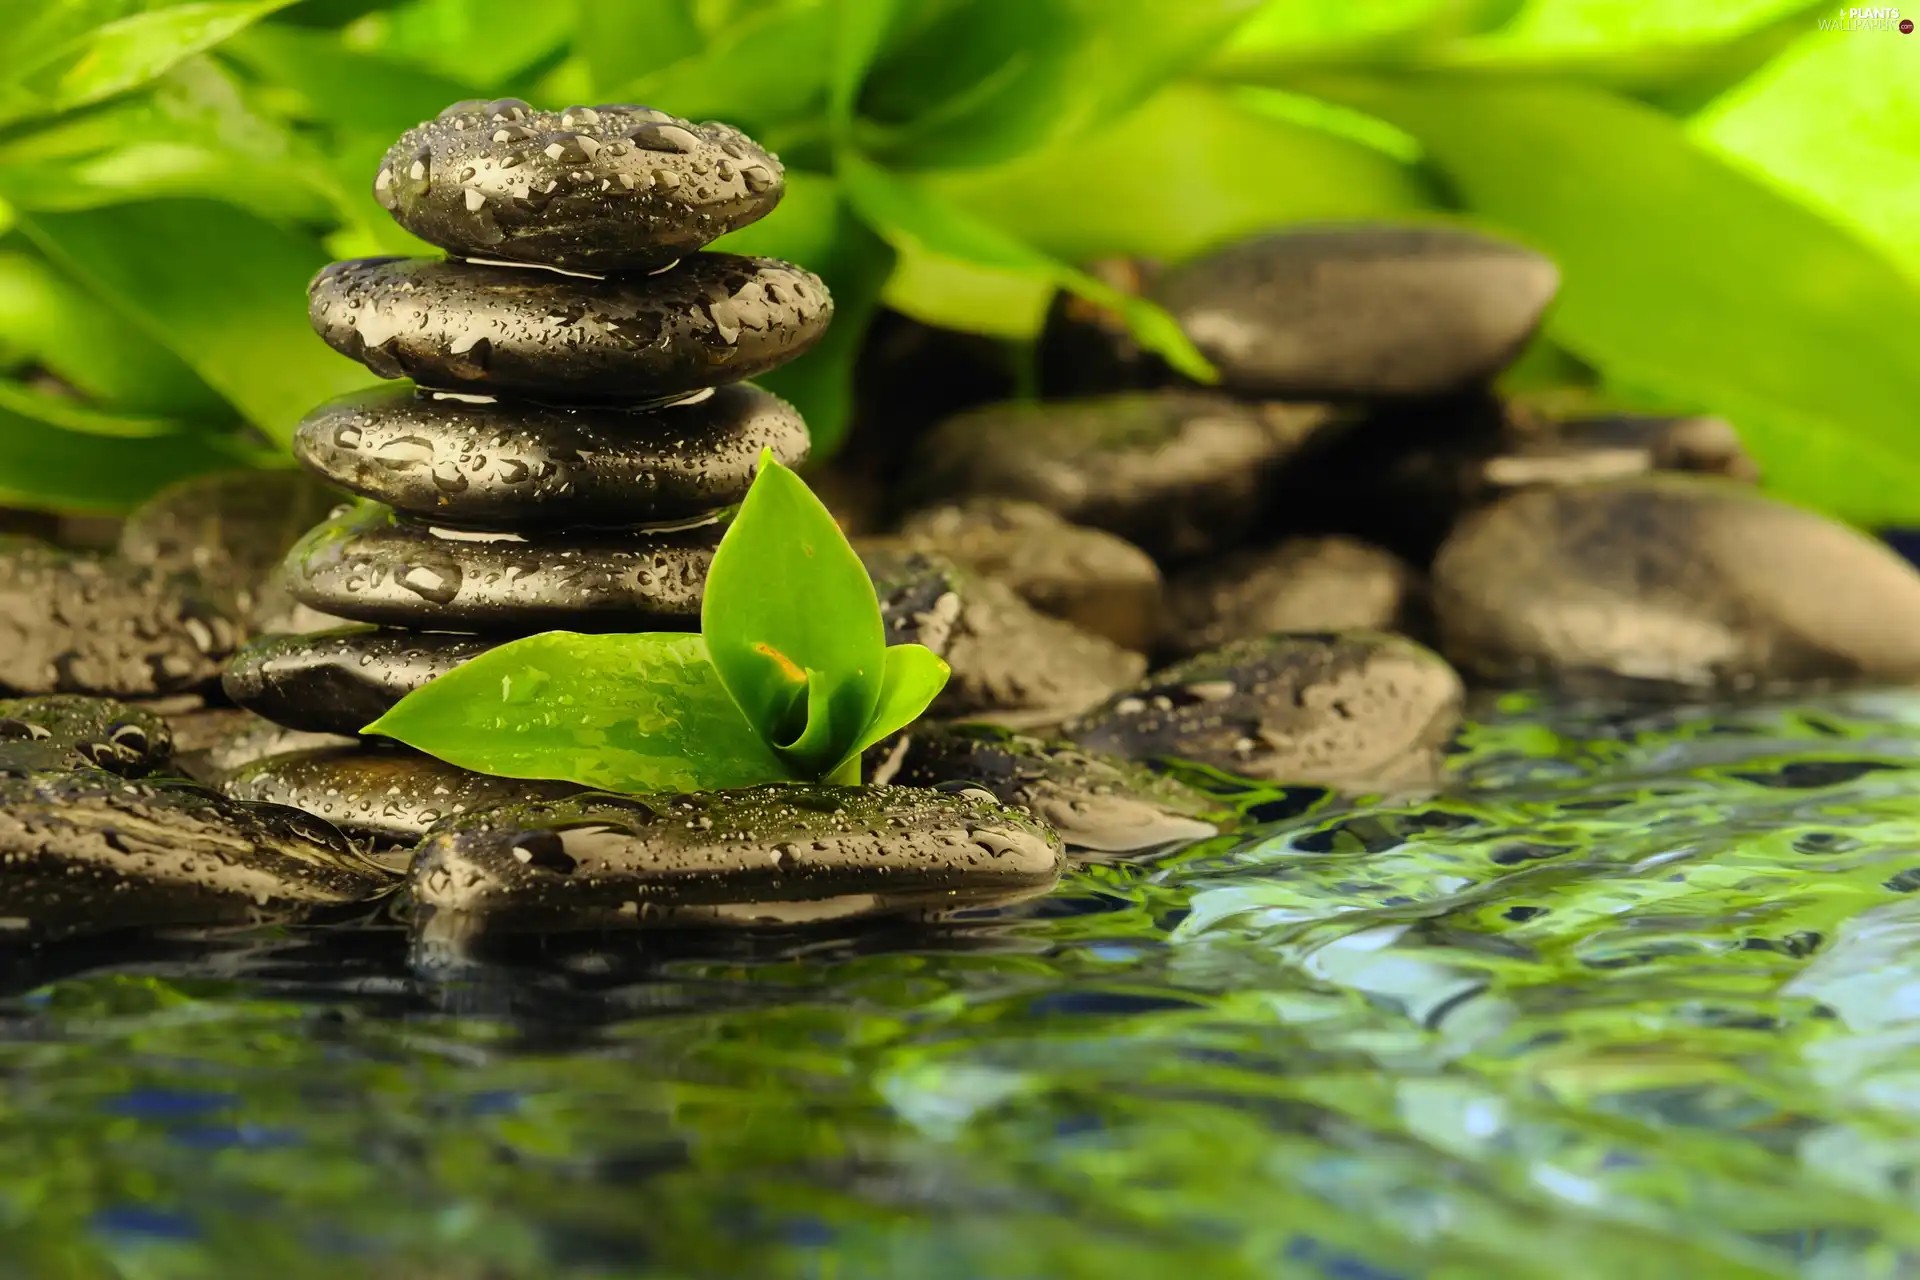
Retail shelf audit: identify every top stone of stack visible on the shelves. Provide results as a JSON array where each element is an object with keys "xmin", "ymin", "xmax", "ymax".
[{"xmin": 375, "ymin": 99, "xmax": 785, "ymax": 273}]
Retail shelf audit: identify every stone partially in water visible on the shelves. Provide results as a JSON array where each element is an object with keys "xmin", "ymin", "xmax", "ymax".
[
  {"xmin": 1150, "ymin": 225, "xmax": 1559, "ymax": 399},
  {"xmin": 1432, "ymin": 475, "xmax": 1920, "ymax": 694},
  {"xmin": 224, "ymin": 626, "xmax": 500, "ymax": 736},
  {"xmin": 883, "ymin": 724, "xmax": 1221, "ymax": 852},
  {"xmin": 0, "ymin": 696, "xmax": 171, "ymax": 777},
  {"xmin": 0, "ymin": 538, "xmax": 239, "ymax": 697},
  {"xmin": 897, "ymin": 500, "xmax": 1164, "ymax": 651},
  {"xmin": 309, "ymin": 255, "xmax": 831, "ymax": 402},
  {"xmin": 1067, "ymin": 632, "xmax": 1463, "ymax": 789},
  {"xmin": 284, "ymin": 501, "xmax": 720, "ymax": 631},
  {"xmin": 1164, "ymin": 537, "xmax": 1419, "ymax": 657},
  {"xmin": 378, "ymin": 102, "xmax": 784, "ymax": 273},
  {"xmin": 410, "ymin": 785, "xmax": 1065, "ymax": 935},
  {"xmin": 222, "ymin": 744, "xmax": 583, "ymax": 845},
  {"xmin": 294, "ymin": 381, "xmax": 807, "ymax": 529},
  {"xmin": 914, "ymin": 392, "xmax": 1331, "ymax": 562},
  {"xmin": 118, "ymin": 469, "xmax": 345, "ymax": 621},
  {"xmin": 0, "ymin": 771, "xmax": 395, "ymax": 941}
]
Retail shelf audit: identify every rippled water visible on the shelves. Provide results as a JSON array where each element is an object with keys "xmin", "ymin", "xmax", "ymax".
[{"xmin": 11, "ymin": 691, "xmax": 1920, "ymax": 1278}]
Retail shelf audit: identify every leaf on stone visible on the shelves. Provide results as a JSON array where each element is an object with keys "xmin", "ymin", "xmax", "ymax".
[
  {"xmin": 836, "ymin": 643, "xmax": 952, "ymax": 773},
  {"xmin": 363, "ymin": 632, "xmax": 798, "ymax": 794},
  {"xmin": 1289, "ymin": 73, "xmax": 1920, "ymax": 526}
]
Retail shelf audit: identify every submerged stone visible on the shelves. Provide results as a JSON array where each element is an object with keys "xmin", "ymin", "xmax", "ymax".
[
  {"xmin": 0, "ymin": 538, "xmax": 239, "ymax": 697},
  {"xmin": 378, "ymin": 102, "xmax": 784, "ymax": 273},
  {"xmin": 0, "ymin": 771, "xmax": 395, "ymax": 941},
  {"xmin": 224, "ymin": 626, "xmax": 499, "ymax": 736},
  {"xmin": 1068, "ymin": 631, "xmax": 1463, "ymax": 789},
  {"xmin": 914, "ymin": 392, "xmax": 1330, "ymax": 562},
  {"xmin": 882, "ymin": 724, "xmax": 1221, "ymax": 852},
  {"xmin": 222, "ymin": 744, "xmax": 583, "ymax": 845},
  {"xmin": 0, "ymin": 696, "xmax": 171, "ymax": 777},
  {"xmin": 309, "ymin": 255, "xmax": 831, "ymax": 402},
  {"xmin": 1432, "ymin": 475, "xmax": 1920, "ymax": 694},
  {"xmin": 293, "ymin": 381, "xmax": 807, "ymax": 529},
  {"xmin": 1164, "ymin": 537, "xmax": 1419, "ymax": 657},
  {"xmin": 410, "ymin": 785, "xmax": 1065, "ymax": 935},
  {"xmin": 897, "ymin": 500, "xmax": 1163, "ymax": 651},
  {"xmin": 284, "ymin": 501, "xmax": 720, "ymax": 631},
  {"xmin": 1150, "ymin": 225, "xmax": 1559, "ymax": 399}
]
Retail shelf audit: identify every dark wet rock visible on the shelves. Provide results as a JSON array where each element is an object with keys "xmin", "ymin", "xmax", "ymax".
[
  {"xmin": 897, "ymin": 500, "xmax": 1163, "ymax": 651},
  {"xmin": 1164, "ymin": 537, "xmax": 1419, "ymax": 657},
  {"xmin": 118, "ymin": 469, "xmax": 344, "ymax": 620},
  {"xmin": 1035, "ymin": 257, "xmax": 1173, "ymax": 399},
  {"xmin": 1431, "ymin": 475, "xmax": 1920, "ymax": 694},
  {"xmin": 246, "ymin": 568, "xmax": 361, "ymax": 638},
  {"xmin": 0, "ymin": 771, "xmax": 395, "ymax": 941},
  {"xmin": 224, "ymin": 626, "xmax": 499, "ymax": 736},
  {"xmin": 1484, "ymin": 411, "xmax": 1761, "ymax": 491},
  {"xmin": 410, "ymin": 784, "xmax": 1064, "ymax": 936},
  {"xmin": 843, "ymin": 310, "xmax": 1017, "ymax": 494},
  {"xmin": 222, "ymin": 744, "xmax": 583, "ymax": 845},
  {"xmin": 309, "ymin": 254, "xmax": 831, "ymax": 402},
  {"xmin": 284, "ymin": 501, "xmax": 720, "ymax": 631},
  {"xmin": 294, "ymin": 381, "xmax": 807, "ymax": 529},
  {"xmin": 881, "ymin": 723, "xmax": 1221, "ymax": 852},
  {"xmin": 1149, "ymin": 225, "xmax": 1559, "ymax": 399},
  {"xmin": 1067, "ymin": 632, "xmax": 1463, "ymax": 789},
  {"xmin": 861, "ymin": 545, "xmax": 965, "ymax": 657},
  {"xmin": 913, "ymin": 392, "xmax": 1331, "ymax": 562},
  {"xmin": 378, "ymin": 101, "xmax": 783, "ymax": 273},
  {"xmin": 0, "ymin": 538, "xmax": 239, "ymax": 697},
  {"xmin": 0, "ymin": 696, "xmax": 171, "ymax": 777},
  {"xmin": 936, "ymin": 576, "xmax": 1146, "ymax": 726},
  {"xmin": 183, "ymin": 713, "xmax": 358, "ymax": 785}
]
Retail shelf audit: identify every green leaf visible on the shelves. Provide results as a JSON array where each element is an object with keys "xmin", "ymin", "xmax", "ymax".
[
  {"xmin": 1209, "ymin": 0, "xmax": 1518, "ymax": 68},
  {"xmin": 701, "ymin": 451, "xmax": 885, "ymax": 775},
  {"xmin": 0, "ymin": 405, "xmax": 271, "ymax": 513},
  {"xmin": 835, "ymin": 643, "xmax": 951, "ymax": 773},
  {"xmin": 838, "ymin": 149, "xmax": 1215, "ymax": 380},
  {"xmin": 610, "ymin": 2, "xmax": 834, "ymax": 140},
  {"xmin": 829, "ymin": 0, "xmax": 898, "ymax": 133},
  {"xmin": 338, "ymin": 0, "xmax": 572, "ymax": 85},
  {"xmin": 0, "ymin": 379, "xmax": 185, "ymax": 438},
  {"xmin": 575, "ymin": 0, "xmax": 704, "ymax": 95},
  {"xmin": 1291, "ymin": 73, "xmax": 1920, "ymax": 525},
  {"xmin": 221, "ymin": 23, "xmax": 481, "ymax": 135},
  {"xmin": 363, "ymin": 631, "xmax": 797, "ymax": 794},
  {"xmin": 16, "ymin": 200, "xmax": 378, "ymax": 443}
]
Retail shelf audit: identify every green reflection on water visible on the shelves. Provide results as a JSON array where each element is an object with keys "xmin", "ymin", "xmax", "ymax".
[{"xmin": 8, "ymin": 692, "xmax": 1920, "ymax": 1278}]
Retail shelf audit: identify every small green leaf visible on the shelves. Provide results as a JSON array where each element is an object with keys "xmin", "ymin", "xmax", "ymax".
[
  {"xmin": 702, "ymin": 451, "xmax": 886, "ymax": 775},
  {"xmin": 0, "ymin": 405, "xmax": 271, "ymax": 513},
  {"xmin": 363, "ymin": 631, "xmax": 797, "ymax": 794},
  {"xmin": 834, "ymin": 643, "xmax": 952, "ymax": 774}
]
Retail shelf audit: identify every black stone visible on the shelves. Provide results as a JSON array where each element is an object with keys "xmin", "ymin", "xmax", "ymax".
[
  {"xmin": 0, "ymin": 771, "xmax": 395, "ymax": 941},
  {"xmin": 224, "ymin": 626, "xmax": 500, "ymax": 736},
  {"xmin": 180, "ymin": 712, "xmax": 358, "ymax": 785},
  {"xmin": 913, "ymin": 392, "xmax": 1332, "ymax": 562},
  {"xmin": 409, "ymin": 784, "xmax": 1064, "ymax": 937},
  {"xmin": 377, "ymin": 101, "xmax": 784, "ymax": 273},
  {"xmin": 1163, "ymin": 537, "xmax": 1419, "ymax": 657},
  {"xmin": 309, "ymin": 254, "xmax": 831, "ymax": 402},
  {"xmin": 221, "ymin": 744, "xmax": 583, "ymax": 845},
  {"xmin": 861, "ymin": 546, "xmax": 965, "ymax": 656},
  {"xmin": 881, "ymin": 724, "xmax": 1221, "ymax": 852},
  {"xmin": 0, "ymin": 538, "xmax": 239, "ymax": 697},
  {"xmin": 0, "ymin": 696, "xmax": 171, "ymax": 777},
  {"xmin": 1035, "ymin": 257, "xmax": 1174, "ymax": 399},
  {"xmin": 1149, "ymin": 225, "xmax": 1559, "ymax": 399},
  {"xmin": 1067, "ymin": 631, "xmax": 1463, "ymax": 789},
  {"xmin": 284, "ymin": 501, "xmax": 721, "ymax": 631},
  {"xmin": 293, "ymin": 381, "xmax": 807, "ymax": 529}
]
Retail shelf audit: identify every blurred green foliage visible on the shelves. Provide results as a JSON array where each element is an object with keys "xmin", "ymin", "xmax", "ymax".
[{"xmin": 0, "ymin": 0, "xmax": 1916, "ymax": 523}]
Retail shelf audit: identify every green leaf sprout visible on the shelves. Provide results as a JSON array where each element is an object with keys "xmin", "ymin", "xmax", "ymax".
[{"xmin": 361, "ymin": 450, "xmax": 950, "ymax": 793}]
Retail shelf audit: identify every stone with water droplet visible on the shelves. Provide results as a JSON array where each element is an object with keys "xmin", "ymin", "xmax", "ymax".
[
  {"xmin": 1163, "ymin": 537, "xmax": 1419, "ymax": 658},
  {"xmin": 224, "ymin": 625, "xmax": 501, "ymax": 736},
  {"xmin": 0, "ymin": 696, "xmax": 172, "ymax": 777}
]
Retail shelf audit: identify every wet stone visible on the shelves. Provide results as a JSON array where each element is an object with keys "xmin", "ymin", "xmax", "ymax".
[
  {"xmin": 182, "ymin": 713, "xmax": 358, "ymax": 786},
  {"xmin": 897, "ymin": 500, "xmax": 1163, "ymax": 652},
  {"xmin": 1164, "ymin": 537, "xmax": 1419, "ymax": 658},
  {"xmin": 1149, "ymin": 224, "xmax": 1560, "ymax": 399},
  {"xmin": 409, "ymin": 784, "xmax": 1065, "ymax": 937},
  {"xmin": 222, "ymin": 744, "xmax": 584, "ymax": 846},
  {"xmin": 0, "ymin": 771, "xmax": 395, "ymax": 941},
  {"xmin": 0, "ymin": 696, "xmax": 171, "ymax": 777},
  {"xmin": 936, "ymin": 575, "xmax": 1147, "ymax": 727},
  {"xmin": 0, "ymin": 538, "xmax": 239, "ymax": 697},
  {"xmin": 881, "ymin": 724, "xmax": 1221, "ymax": 853},
  {"xmin": 309, "ymin": 254, "xmax": 831, "ymax": 403},
  {"xmin": 224, "ymin": 626, "xmax": 500, "ymax": 737},
  {"xmin": 118, "ymin": 469, "xmax": 344, "ymax": 621},
  {"xmin": 1067, "ymin": 631, "xmax": 1464, "ymax": 789},
  {"xmin": 1483, "ymin": 411, "xmax": 1761, "ymax": 491},
  {"xmin": 1431, "ymin": 475, "xmax": 1920, "ymax": 695},
  {"xmin": 861, "ymin": 546, "xmax": 965, "ymax": 657},
  {"xmin": 284, "ymin": 501, "xmax": 721, "ymax": 632},
  {"xmin": 294, "ymin": 381, "xmax": 808, "ymax": 529},
  {"xmin": 914, "ymin": 392, "xmax": 1332, "ymax": 562},
  {"xmin": 379, "ymin": 102, "xmax": 784, "ymax": 273}
]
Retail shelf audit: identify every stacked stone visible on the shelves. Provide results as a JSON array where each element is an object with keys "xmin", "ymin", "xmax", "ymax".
[{"xmin": 219, "ymin": 99, "xmax": 830, "ymax": 841}]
